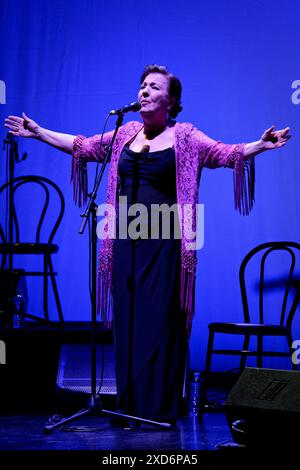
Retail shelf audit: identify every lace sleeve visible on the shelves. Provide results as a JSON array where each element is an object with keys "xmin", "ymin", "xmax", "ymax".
[
  {"xmin": 70, "ymin": 130, "xmax": 115, "ymax": 207},
  {"xmin": 193, "ymin": 127, "xmax": 255, "ymax": 215}
]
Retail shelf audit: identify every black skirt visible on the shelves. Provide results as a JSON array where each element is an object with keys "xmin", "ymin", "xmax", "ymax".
[{"xmin": 111, "ymin": 146, "xmax": 187, "ymax": 421}]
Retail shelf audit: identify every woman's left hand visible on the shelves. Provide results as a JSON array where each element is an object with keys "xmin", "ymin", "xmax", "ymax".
[{"xmin": 260, "ymin": 126, "xmax": 292, "ymax": 149}]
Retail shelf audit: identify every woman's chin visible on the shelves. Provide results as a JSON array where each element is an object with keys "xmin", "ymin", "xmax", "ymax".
[{"xmin": 140, "ymin": 109, "xmax": 152, "ymax": 117}]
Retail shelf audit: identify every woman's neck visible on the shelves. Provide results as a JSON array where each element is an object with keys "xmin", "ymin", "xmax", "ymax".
[{"xmin": 143, "ymin": 117, "xmax": 170, "ymax": 139}]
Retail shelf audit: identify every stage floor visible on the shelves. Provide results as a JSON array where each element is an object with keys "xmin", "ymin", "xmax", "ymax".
[
  {"xmin": 0, "ymin": 411, "xmax": 294, "ymax": 466},
  {"xmin": 0, "ymin": 412, "xmax": 251, "ymax": 465},
  {"xmin": 0, "ymin": 413, "xmax": 232, "ymax": 451}
]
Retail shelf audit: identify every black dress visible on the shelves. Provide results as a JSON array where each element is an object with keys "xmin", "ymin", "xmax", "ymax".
[{"xmin": 111, "ymin": 145, "xmax": 187, "ymax": 422}]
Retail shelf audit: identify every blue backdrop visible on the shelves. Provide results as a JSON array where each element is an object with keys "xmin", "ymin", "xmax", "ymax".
[{"xmin": 1, "ymin": 0, "xmax": 299, "ymax": 371}]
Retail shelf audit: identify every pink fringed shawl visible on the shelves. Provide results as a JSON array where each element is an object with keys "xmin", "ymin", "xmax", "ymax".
[{"xmin": 71, "ymin": 121, "xmax": 254, "ymax": 335}]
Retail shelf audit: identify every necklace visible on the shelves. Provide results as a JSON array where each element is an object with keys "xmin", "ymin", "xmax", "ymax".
[
  {"xmin": 140, "ymin": 144, "xmax": 150, "ymax": 153},
  {"xmin": 141, "ymin": 126, "xmax": 167, "ymax": 152}
]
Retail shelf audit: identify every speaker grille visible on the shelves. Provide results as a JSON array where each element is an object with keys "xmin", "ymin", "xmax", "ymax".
[
  {"xmin": 224, "ymin": 367, "xmax": 300, "ymax": 446},
  {"xmin": 57, "ymin": 344, "xmax": 117, "ymax": 395},
  {"xmin": 224, "ymin": 367, "xmax": 300, "ymax": 413}
]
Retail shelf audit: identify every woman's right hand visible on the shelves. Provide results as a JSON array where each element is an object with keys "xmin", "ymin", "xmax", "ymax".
[{"xmin": 4, "ymin": 112, "xmax": 41, "ymax": 138}]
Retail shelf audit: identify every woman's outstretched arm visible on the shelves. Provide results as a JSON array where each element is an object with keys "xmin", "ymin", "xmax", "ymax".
[
  {"xmin": 244, "ymin": 126, "xmax": 291, "ymax": 157},
  {"xmin": 191, "ymin": 123, "xmax": 292, "ymax": 215},
  {"xmin": 4, "ymin": 112, "xmax": 75, "ymax": 154}
]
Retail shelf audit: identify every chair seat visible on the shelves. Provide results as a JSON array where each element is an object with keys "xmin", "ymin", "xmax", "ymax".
[
  {"xmin": 0, "ymin": 243, "xmax": 59, "ymax": 255},
  {"xmin": 208, "ymin": 322, "xmax": 289, "ymax": 336}
]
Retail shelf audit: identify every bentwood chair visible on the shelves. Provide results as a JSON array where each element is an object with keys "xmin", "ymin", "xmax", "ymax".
[
  {"xmin": 0, "ymin": 175, "xmax": 65, "ymax": 323},
  {"xmin": 200, "ymin": 241, "xmax": 300, "ymax": 411}
]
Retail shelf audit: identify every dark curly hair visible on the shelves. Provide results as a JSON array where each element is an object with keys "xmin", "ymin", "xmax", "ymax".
[{"xmin": 140, "ymin": 64, "xmax": 183, "ymax": 119}]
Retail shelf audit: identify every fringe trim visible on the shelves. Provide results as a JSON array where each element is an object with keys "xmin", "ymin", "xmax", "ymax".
[
  {"xmin": 71, "ymin": 135, "xmax": 88, "ymax": 207},
  {"xmin": 71, "ymin": 156, "xmax": 88, "ymax": 208},
  {"xmin": 180, "ymin": 267, "xmax": 196, "ymax": 338},
  {"xmin": 233, "ymin": 149, "xmax": 255, "ymax": 216}
]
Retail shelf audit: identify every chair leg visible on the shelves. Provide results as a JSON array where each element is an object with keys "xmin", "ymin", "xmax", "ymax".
[
  {"xmin": 43, "ymin": 254, "xmax": 49, "ymax": 321},
  {"xmin": 239, "ymin": 334, "xmax": 250, "ymax": 371},
  {"xmin": 1, "ymin": 254, "xmax": 6, "ymax": 271},
  {"xmin": 48, "ymin": 255, "xmax": 64, "ymax": 323},
  {"xmin": 257, "ymin": 335, "xmax": 263, "ymax": 368}
]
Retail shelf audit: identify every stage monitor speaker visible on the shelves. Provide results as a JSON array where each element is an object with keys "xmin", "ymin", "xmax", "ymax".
[
  {"xmin": 223, "ymin": 367, "xmax": 300, "ymax": 448},
  {"xmin": 56, "ymin": 344, "xmax": 117, "ymax": 395}
]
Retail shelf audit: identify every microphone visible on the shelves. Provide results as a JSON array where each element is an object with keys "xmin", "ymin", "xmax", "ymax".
[{"xmin": 109, "ymin": 101, "xmax": 141, "ymax": 115}]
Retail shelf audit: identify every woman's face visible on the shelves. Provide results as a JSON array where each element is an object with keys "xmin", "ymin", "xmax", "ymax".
[{"xmin": 138, "ymin": 73, "xmax": 173, "ymax": 119}]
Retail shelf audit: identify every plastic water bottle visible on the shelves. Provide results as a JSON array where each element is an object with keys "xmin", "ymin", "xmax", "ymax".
[
  {"xmin": 12, "ymin": 289, "xmax": 25, "ymax": 329},
  {"xmin": 189, "ymin": 371, "xmax": 201, "ymax": 415}
]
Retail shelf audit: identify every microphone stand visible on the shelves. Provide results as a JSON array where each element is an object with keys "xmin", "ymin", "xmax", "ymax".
[{"xmin": 44, "ymin": 112, "xmax": 170, "ymax": 432}]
